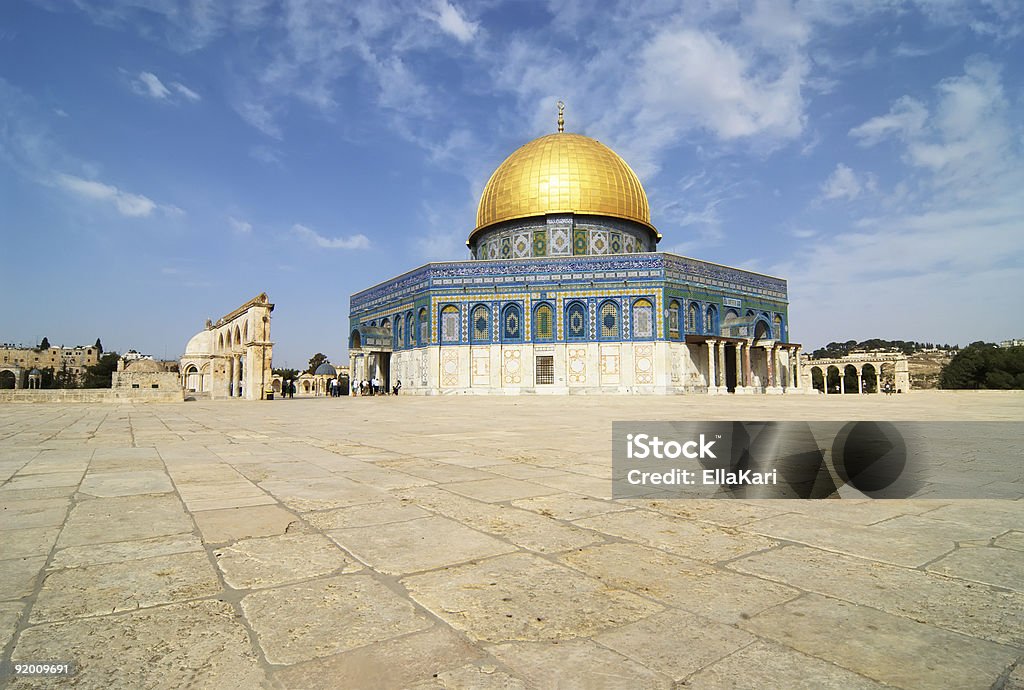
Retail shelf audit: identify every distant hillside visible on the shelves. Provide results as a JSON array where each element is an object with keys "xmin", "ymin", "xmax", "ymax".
[
  {"xmin": 810, "ymin": 339, "xmax": 957, "ymax": 359},
  {"xmin": 908, "ymin": 350, "xmax": 956, "ymax": 389}
]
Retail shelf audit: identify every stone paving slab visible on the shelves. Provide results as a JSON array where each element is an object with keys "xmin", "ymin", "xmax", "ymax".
[
  {"xmin": 328, "ymin": 515, "xmax": 517, "ymax": 575},
  {"xmin": 215, "ymin": 532, "xmax": 361, "ymax": 589},
  {"xmin": 30, "ymin": 551, "xmax": 221, "ymax": 623},
  {"xmin": 730, "ymin": 544, "xmax": 1024, "ymax": 646},
  {"xmin": 191, "ymin": 504, "xmax": 298, "ymax": 543},
  {"xmin": 683, "ymin": 640, "xmax": 891, "ymax": 689},
  {"xmin": 740, "ymin": 593, "xmax": 1021, "ymax": 689},
  {"xmin": 241, "ymin": 573, "xmax": 433, "ymax": 665},
  {"xmin": 56, "ymin": 494, "xmax": 193, "ymax": 547},
  {"xmin": 402, "ymin": 552, "xmax": 663, "ymax": 642},
  {"xmin": 10, "ymin": 600, "xmax": 267, "ymax": 689},
  {"xmin": 271, "ymin": 626, "xmax": 481, "ymax": 690},
  {"xmin": 0, "ymin": 392, "xmax": 1021, "ymax": 687}
]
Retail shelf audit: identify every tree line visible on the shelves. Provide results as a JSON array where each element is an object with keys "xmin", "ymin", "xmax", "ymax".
[
  {"xmin": 811, "ymin": 339, "xmax": 957, "ymax": 359},
  {"xmin": 939, "ymin": 343, "xmax": 1024, "ymax": 390}
]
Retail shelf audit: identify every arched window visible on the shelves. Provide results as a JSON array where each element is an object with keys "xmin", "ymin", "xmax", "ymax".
[
  {"xmin": 534, "ymin": 303, "xmax": 554, "ymax": 341},
  {"xmin": 471, "ymin": 305, "xmax": 490, "ymax": 343},
  {"xmin": 501, "ymin": 303, "xmax": 522, "ymax": 342},
  {"xmin": 395, "ymin": 317, "xmax": 404, "ymax": 349},
  {"xmin": 405, "ymin": 312, "xmax": 414, "ymax": 347},
  {"xmin": 668, "ymin": 300, "xmax": 680, "ymax": 339},
  {"xmin": 440, "ymin": 305, "xmax": 460, "ymax": 343},
  {"xmin": 773, "ymin": 314, "xmax": 784, "ymax": 340},
  {"xmin": 632, "ymin": 298, "xmax": 654, "ymax": 339},
  {"xmin": 599, "ymin": 300, "xmax": 620, "ymax": 340},
  {"xmin": 705, "ymin": 306, "xmax": 718, "ymax": 336},
  {"xmin": 418, "ymin": 308, "xmax": 429, "ymax": 345},
  {"xmin": 687, "ymin": 302, "xmax": 701, "ymax": 334},
  {"xmin": 566, "ymin": 302, "xmax": 587, "ymax": 341}
]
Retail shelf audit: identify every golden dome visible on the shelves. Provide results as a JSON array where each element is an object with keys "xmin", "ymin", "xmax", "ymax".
[{"xmin": 472, "ymin": 132, "xmax": 654, "ymax": 243}]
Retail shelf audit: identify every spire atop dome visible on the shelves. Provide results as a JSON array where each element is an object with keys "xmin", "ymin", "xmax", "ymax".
[{"xmin": 557, "ymin": 100, "xmax": 565, "ymax": 133}]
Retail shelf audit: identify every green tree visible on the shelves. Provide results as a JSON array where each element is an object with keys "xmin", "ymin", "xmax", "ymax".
[
  {"xmin": 39, "ymin": 336, "xmax": 50, "ymax": 350},
  {"xmin": 81, "ymin": 352, "xmax": 120, "ymax": 388},
  {"xmin": 306, "ymin": 353, "xmax": 328, "ymax": 375},
  {"xmin": 940, "ymin": 342, "xmax": 1024, "ymax": 390},
  {"xmin": 94, "ymin": 338, "xmax": 103, "ymax": 354},
  {"xmin": 273, "ymin": 368, "xmax": 300, "ymax": 382}
]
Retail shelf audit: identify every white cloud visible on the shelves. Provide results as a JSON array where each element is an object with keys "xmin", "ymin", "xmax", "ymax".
[
  {"xmin": 229, "ymin": 216, "xmax": 252, "ymax": 234},
  {"xmin": 134, "ymin": 71, "xmax": 170, "ymax": 99},
  {"xmin": 292, "ymin": 223, "xmax": 370, "ymax": 250},
  {"xmin": 820, "ymin": 163, "xmax": 876, "ymax": 201},
  {"xmin": 849, "ymin": 96, "xmax": 928, "ymax": 145},
  {"xmin": 131, "ymin": 70, "xmax": 201, "ymax": 104},
  {"xmin": 235, "ymin": 101, "xmax": 282, "ymax": 139},
  {"xmin": 55, "ymin": 173, "xmax": 157, "ymax": 217},
  {"xmin": 433, "ymin": 0, "xmax": 478, "ymax": 43},
  {"xmin": 172, "ymin": 81, "xmax": 201, "ymax": 101}
]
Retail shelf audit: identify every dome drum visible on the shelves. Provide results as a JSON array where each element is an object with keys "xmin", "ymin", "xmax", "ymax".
[{"xmin": 469, "ymin": 214, "xmax": 657, "ymax": 260}]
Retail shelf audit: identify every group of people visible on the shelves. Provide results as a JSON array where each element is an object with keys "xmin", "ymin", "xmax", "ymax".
[
  {"xmin": 278, "ymin": 380, "xmax": 296, "ymax": 399},
  {"xmin": 352, "ymin": 376, "xmax": 402, "ymax": 396},
  {"xmin": 325, "ymin": 378, "xmax": 345, "ymax": 397}
]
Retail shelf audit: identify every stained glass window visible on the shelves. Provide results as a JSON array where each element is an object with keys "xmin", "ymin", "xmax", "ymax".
[
  {"xmin": 566, "ymin": 302, "xmax": 587, "ymax": 340},
  {"xmin": 441, "ymin": 305, "xmax": 459, "ymax": 343},
  {"xmin": 599, "ymin": 301, "xmax": 619, "ymax": 340},
  {"xmin": 668, "ymin": 300, "xmax": 680, "ymax": 338},
  {"xmin": 502, "ymin": 304, "xmax": 522, "ymax": 341},
  {"xmin": 534, "ymin": 304, "xmax": 553, "ymax": 341},
  {"xmin": 418, "ymin": 308, "xmax": 429, "ymax": 345},
  {"xmin": 706, "ymin": 306, "xmax": 718, "ymax": 335},
  {"xmin": 632, "ymin": 299, "xmax": 653, "ymax": 338},
  {"xmin": 687, "ymin": 303, "xmax": 700, "ymax": 334},
  {"xmin": 405, "ymin": 313, "xmax": 414, "ymax": 347},
  {"xmin": 471, "ymin": 305, "xmax": 490, "ymax": 343}
]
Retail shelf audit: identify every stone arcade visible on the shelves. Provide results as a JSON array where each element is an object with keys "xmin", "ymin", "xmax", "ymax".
[
  {"xmin": 349, "ymin": 111, "xmax": 803, "ymax": 395},
  {"xmin": 180, "ymin": 294, "xmax": 275, "ymax": 400}
]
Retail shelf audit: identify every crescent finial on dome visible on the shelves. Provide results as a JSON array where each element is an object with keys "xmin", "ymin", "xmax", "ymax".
[{"xmin": 557, "ymin": 101, "xmax": 565, "ymax": 133}]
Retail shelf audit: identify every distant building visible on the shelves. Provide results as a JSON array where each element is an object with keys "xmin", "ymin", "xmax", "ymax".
[
  {"xmin": 180, "ymin": 293, "xmax": 275, "ymax": 400},
  {"xmin": 0, "ymin": 343, "xmax": 100, "ymax": 389},
  {"xmin": 999, "ymin": 339, "xmax": 1024, "ymax": 348}
]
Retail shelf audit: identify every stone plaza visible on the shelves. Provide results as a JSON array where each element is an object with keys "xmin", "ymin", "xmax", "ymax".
[{"xmin": 0, "ymin": 391, "xmax": 1022, "ymax": 688}]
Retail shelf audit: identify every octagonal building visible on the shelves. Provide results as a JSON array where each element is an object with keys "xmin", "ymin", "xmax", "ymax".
[{"xmin": 349, "ymin": 115, "xmax": 803, "ymax": 394}]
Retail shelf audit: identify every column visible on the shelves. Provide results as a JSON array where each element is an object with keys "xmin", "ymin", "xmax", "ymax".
[
  {"xmin": 229, "ymin": 356, "xmax": 237, "ymax": 397},
  {"xmin": 716, "ymin": 341, "xmax": 726, "ymax": 391},
  {"xmin": 734, "ymin": 343, "xmax": 743, "ymax": 390},
  {"xmin": 235, "ymin": 355, "xmax": 243, "ymax": 397},
  {"xmin": 876, "ymin": 368, "xmax": 883, "ymax": 394},
  {"xmin": 767, "ymin": 346, "xmax": 776, "ymax": 388},
  {"xmin": 743, "ymin": 342, "xmax": 752, "ymax": 389},
  {"xmin": 794, "ymin": 346, "xmax": 802, "ymax": 391},
  {"xmin": 840, "ymin": 373, "xmax": 846, "ymax": 395},
  {"xmin": 705, "ymin": 342, "xmax": 715, "ymax": 390}
]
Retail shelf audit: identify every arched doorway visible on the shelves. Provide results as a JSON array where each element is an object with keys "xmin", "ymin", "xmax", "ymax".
[
  {"xmin": 861, "ymin": 363, "xmax": 877, "ymax": 393},
  {"xmin": 810, "ymin": 366, "xmax": 825, "ymax": 394},
  {"xmin": 826, "ymin": 366, "xmax": 841, "ymax": 394},
  {"xmin": 843, "ymin": 364, "xmax": 860, "ymax": 394},
  {"xmin": 0, "ymin": 370, "xmax": 16, "ymax": 389}
]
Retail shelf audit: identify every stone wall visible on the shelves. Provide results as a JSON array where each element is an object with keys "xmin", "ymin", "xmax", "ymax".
[{"xmin": 0, "ymin": 388, "xmax": 184, "ymax": 403}]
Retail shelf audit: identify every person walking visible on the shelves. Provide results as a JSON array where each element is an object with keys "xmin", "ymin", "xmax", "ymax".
[{"xmin": 393, "ymin": 379, "xmax": 402, "ymax": 396}]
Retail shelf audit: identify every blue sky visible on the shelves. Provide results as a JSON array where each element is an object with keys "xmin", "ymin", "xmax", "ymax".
[{"xmin": 1, "ymin": 0, "xmax": 1022, "ymax": 367}]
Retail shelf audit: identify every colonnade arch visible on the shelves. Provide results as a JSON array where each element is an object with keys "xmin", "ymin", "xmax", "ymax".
[{"xmin": 803, "ymin": 354, "xmax": 910, "ymax": 394}]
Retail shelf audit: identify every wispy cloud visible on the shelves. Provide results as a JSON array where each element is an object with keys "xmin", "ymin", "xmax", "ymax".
[
  {"xmin": 171, "ymin": 81, "xmax": 200, "ymax": 101},
  {"xmin": 820, "ymin": 163, "xmax": 876, "ymax": 202},
  {"xmin": 134, "ymin": 71, "xmax": 170, "ymax": 99},
  {"xmin": 432, "ymin": 0, "xmax": 479, "ymax": 43},
  {"xmin": 55, "ymin": 173, "xmax": 157, "ymax": 217},
  {"xmin": 229, "ymin": 216, "xmax": 252, "ymax": 234},
  {"xmin": 292, "ymin": 223, "xmax": 370, "ymax": 250},
  {"xmin": 131, "ymin": 70, "xmax": 200, "ymax": 103}
]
